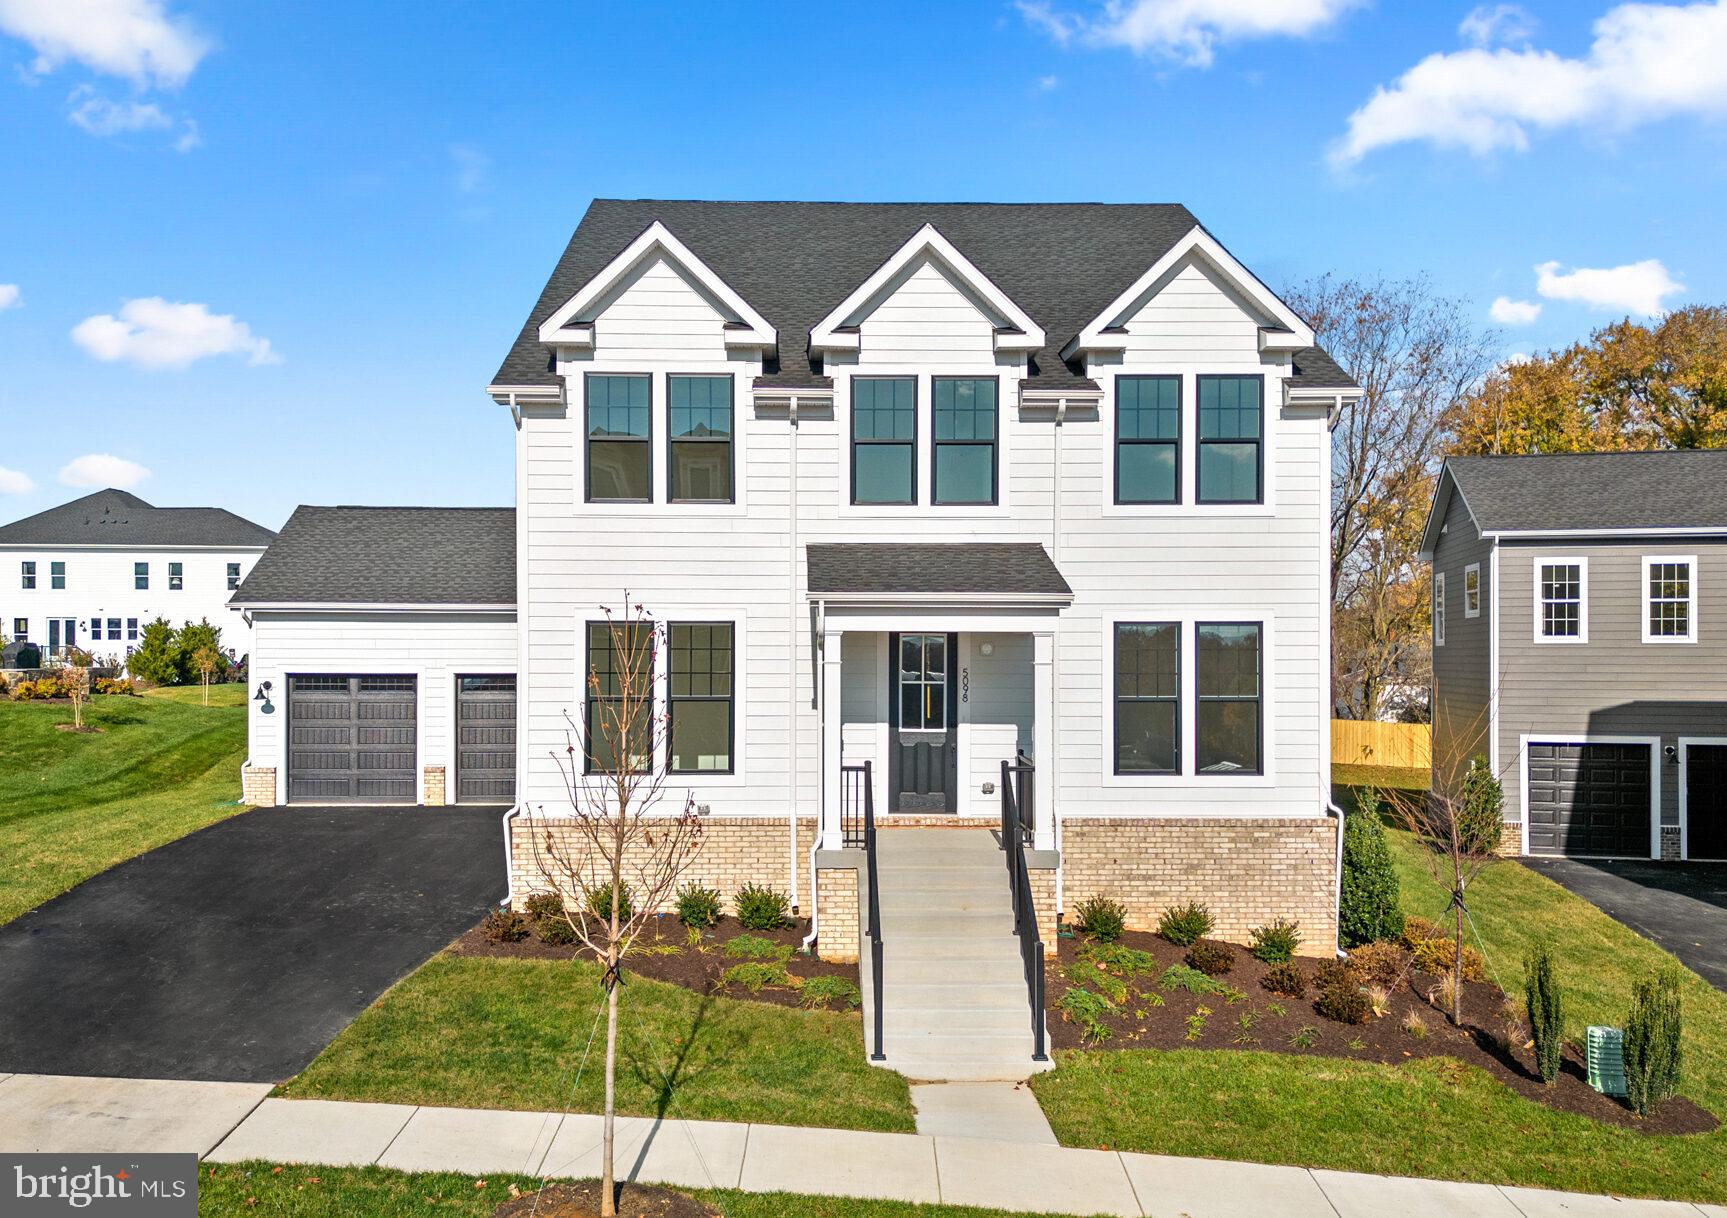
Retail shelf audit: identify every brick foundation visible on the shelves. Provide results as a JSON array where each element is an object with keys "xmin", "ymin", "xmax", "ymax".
[
  {"xmin": 1030, "ymin": 867, "xmax": 1059, "ymax": 959},
  {"xmin": 1661, "ymin": 825, "xmax": 1681, "ymax": 861},
  {"xmin": 817, "ymin": 865, "xmax": 861, "ymax": 962},
  {"xmin": 1497, "ymin": 821, "xmax": 1523, "ymax": 857},
  {"xmin": 241, "ymin": 765, "xmax": 276, "ymax": 807},
  {"xmin": 1061, "ymin": 816, "xmax": 1339, "ymax": 956},
  {"xmin": 424, "ymin": 766, "xmax": 446, "ymax": 806}
]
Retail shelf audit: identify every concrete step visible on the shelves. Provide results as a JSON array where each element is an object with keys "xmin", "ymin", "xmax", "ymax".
[
  {"xmin": 876, "ymin": 898, "xmax": 1013, "ymax": 919},
  {"xmin": 879, "ymin": 1054, "xmax": 1053, "ymax": 1082},
  {"xmin": 879, "ymin": 911, "xmax": 1014, "ymax": 934},
  {"xmin": 876, "ymin": 875, "xmax": 1005, "ymax": 896},
  {"xmin": 872, "ymin": 980, "xmax": 1028, "ymax": 1004},
  {"xmin": 877, "ymin": 936, "xmax": 1023, "ymax": 961},
  {"xmin": 878, "ymin": 950, "xmax": 1027, "ymax": 979},
  {"xmin": 884, "ymin": 1007, "xmax": 1034, "ymax": 1035}
]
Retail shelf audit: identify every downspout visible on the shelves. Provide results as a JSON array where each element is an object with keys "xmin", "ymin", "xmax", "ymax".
[
  {"xmin": 500, "ymin": 802, "xmax": 523, "ymax": 907},
  {"xmin": 787, "ymin": 395, "xmax": 801, "ymax": 908},
  {"xmin": 1327, "ymin": 798, "xmax": 1346, "ymax": 958},
  {"xmin": 1051, "ymin": 397, "xmax": 1066, "ymax": 915},
  {"xmin": 801, "ymin": 594, "xmax": 826, "ymax": 952}
]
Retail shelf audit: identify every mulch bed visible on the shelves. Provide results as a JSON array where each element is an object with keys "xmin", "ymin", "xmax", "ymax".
[
  {"xmin": 450, "ymin": 914, "xmax": 860, "ymax": 1012},
  {"xmin": 492, "ymin": 1180, "xmax": 718, "ymax": 1218},
  {"xmin": 1046, "ymin": 928, "xmax": 1717, "ymax": 1136}
]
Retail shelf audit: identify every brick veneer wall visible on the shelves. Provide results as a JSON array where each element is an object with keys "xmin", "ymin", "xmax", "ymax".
[
  {"xmin": 424, "ymin": 766, "xmax": 446, "ymax": 806},
  {"xmin": 241, "ymin": 765, "xmax": 276, "ymax": 807},
  {"xmin": 1497, "ymin": 821, "xmax": 1523, "ymax": 857},
  {"xmin": 817, "ymin": 867, "xmax": 860, "ymax": 962},
  {"xmin": 1660, "ymin": 825, "xmax": 1681, "ymax": 861},
  {"xmin": 1061, "ymin": 817, "xmax": 1339, "ymax": 956},
  {"xmin": 1030, "ymin": 868, "xmax": 1058, "ymax": 960}
]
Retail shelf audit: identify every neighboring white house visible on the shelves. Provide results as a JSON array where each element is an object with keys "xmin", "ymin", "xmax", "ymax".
[{"xmin": 0, "ymin": 488, "xmax": 275, "ymax": 664}]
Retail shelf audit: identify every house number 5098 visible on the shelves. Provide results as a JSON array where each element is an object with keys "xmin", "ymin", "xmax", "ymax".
[{"xmin": 961, "ymin": 667, "xmax": 969, "ymax": 703}]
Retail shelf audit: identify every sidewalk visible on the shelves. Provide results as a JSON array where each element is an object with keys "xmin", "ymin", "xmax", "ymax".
[{"xmin": 1, "ymin": 1073, "xmax": 1719, "ymax": 1218}]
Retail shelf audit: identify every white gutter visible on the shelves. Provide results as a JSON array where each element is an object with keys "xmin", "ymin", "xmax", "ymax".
[
  {"xmin": 237, "ymin": 602, "xmax": 517, "ymax": 614},
  {"xmin": 1052, "ymin": 397, "xmax": 1066, "ymax": 915},
  {"xmin": 1484, "ymin": 526, "xmax": 1727, "ymax": 540},
  {"xmin": 801, "ymin": 596, "xmax": 827, "ymax": 953},
  {"xmin": 787, "ymin": 395, "xmax": 801, "ymax": 909}
]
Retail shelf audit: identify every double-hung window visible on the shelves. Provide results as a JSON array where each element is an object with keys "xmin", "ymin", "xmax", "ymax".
[
  {"xmin": 851, "ymin": 377, "xmax": 915, "ymax": 505},
  {"xmin": 584, "ymin": 620, "xmax": 654, "ymax": 773},
  {"xmin": 1535, "ymin": 559, "xmax": 1586, "ymax": 642},
  {"xmin": 20, "ymin": 561, "xmax": 35, "ymax": 589},
  {"xmin": 668, "ymin": 375, "xmax": 733, "ymax": 503},
  {"xmin": 11, "ymin": 618, "xmax": 26, "ymax": 640},
  {"xmin": 585, "ymin": 373, "xmax": 651, "ymax": 502},
  {"xmin": 1196, "ymin": 375, "xmax": 1263, "ymax": 504},
  {"xmin": 89, "ymin": 617, "xmax": 103, "ymax": 641},
  {"xmin": 135, "ymin": 561, "xmax": 149, "ymax": 590},
  {"xmin": 1433, "ymin": 572, "xmax": 1446, "ymax": 646},
  {"xmin": 50, "ymin": 561, "xmax": 65, "ymax": 590},
  {"xmin": 227, "ymin": 562, "xmax": 241, "ymax": 591},
  {"xmin": 932, "ymin": 377, "xmax": 997, "ymax": 505},
  {"xmin": 1463, "ymin": 564, "xmax": 1481, "ymax": 618},
  {"xmin": 126, "ymin": 618, "xmax": 138, "ymax": 641},
  {"xmin": 1197, "ymin": 623, "xmax": 1263, "ymax": 774},
  {"xmin": 106, "ymin": 617, "xmax": 120, "ymax": 640},
  {"xmin": 1114, "ymin": 622, "xmax": 1180, "ymax": 773},
  {"xmin": 168, "ymin": 561, "xmax": 183, "ymax": 591},
  {"xmin": 669, "ymin": 622, "xmax": 734, "ymax": 772},
  {"xmin": 1115, "ymin": 375, "xmax": 1180, "ymax": 504},
  {"xmin": 1643, "ymin": 556, "xmax": 1697, "ymax": 643}
]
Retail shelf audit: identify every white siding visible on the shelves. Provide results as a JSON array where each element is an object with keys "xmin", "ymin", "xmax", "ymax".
[{"xmin": 855, "ymin": 256, "xmax": 999, "ymax": 367}]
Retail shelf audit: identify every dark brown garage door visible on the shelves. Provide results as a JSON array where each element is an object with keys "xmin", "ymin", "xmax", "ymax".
[
  {"xmin": 1687, "ymin": 744, "xmax": 1727, "ymax": 861},
  {"xmin": 287, "ymin": 675, "xmax": 417, "ymax": 803},
  {"xmin": 1526, "ymin": 742, "xmax": 1651, "ymax": 857},
  {"xmin": 456, "ymin": 674, "xmax": 516, "ymax": 804}
]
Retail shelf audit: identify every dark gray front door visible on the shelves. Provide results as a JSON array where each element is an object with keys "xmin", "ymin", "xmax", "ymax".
[
  {"xmin": 287, "ymin": 674, "xmax": 417, "ymax": 804},
  {"xmin": 456, "ymin": 674, "xmax": 516, "ymax": 804},
  {"xmin": 1526, "ymin": 742, "xmax": 1651, "ymax": 858},
  {"xmin": 889, "ymin": 632, "xmax": 958, "ymax": 813},
  {"xmin": 1688, "ymin": 744, "xmax": 1727, "ymax": 861}
]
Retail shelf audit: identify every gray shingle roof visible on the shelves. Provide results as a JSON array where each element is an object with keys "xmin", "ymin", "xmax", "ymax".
[
  {"xmin": 1446, "ymin": 451, "xmax": 1727, "ymax": 534},
  {"xmin": 806, "ymin": 542, "xmax": 1071, "ymax": 597},
  {"xmin": 1289, "ymin": 345, "xmax": 1355, "ymax": 389},
  {"xmin": 230, "ymin": 506, "xmax": 514, "ymax": 606},
  {"xmin": 0, "ymin": 489, "xmax": 277, "ymax": 548},
  {"xmin": 493, "ymin": 200, "xmax": 1356, "ymax": 394}
]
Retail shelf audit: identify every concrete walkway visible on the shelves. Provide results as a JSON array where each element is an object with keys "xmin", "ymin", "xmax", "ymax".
[
  {"xmin": 911, "ymin": 1081, "xmax": 1057, "ymax": 1144},
  {"xmin": 2, "ymin": 1074, "xmax": 1720, "ymax": 1217}
]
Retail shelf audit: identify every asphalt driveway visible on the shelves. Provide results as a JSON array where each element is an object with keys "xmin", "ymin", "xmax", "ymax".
[
  {"xmin": 0, "ymin": 806, "xmax": 504, "ymax": 1083},
  {"xmin": 1522, "ymin": 857, "xmax": 1727, "ymax": 992}
]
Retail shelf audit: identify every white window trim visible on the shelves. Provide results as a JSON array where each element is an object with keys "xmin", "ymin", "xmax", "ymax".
[
  {"xmin": 1463, "ymin": 563, "xmax": 1481, "ymax": 619},
  {"xmin": 1677, "ymin": 736, "xmax": 1727, "ymax": 861},
  {"xmin": 1532, "ymin": 556, "xmax": 1588, "ymax": 645},
  {"xmin": 1433, "ymin": 572, "xmax": 1446, "ymax": 647},
  {"xmin": 1517, "ymin": 734, "xmax": 1661, "ymax": 860},
  {"xmin": 1641, "ymin": 554, "xmax": 1698, "ymax": 645}
]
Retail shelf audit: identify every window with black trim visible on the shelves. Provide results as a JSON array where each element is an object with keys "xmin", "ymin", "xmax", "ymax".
[
  {"xmin": 1197, "ymin": 375, "xmax": 1262, "ymax": 504},
  {"xmin": 126, "ymin": 618, "xmax": 138, "ymax": 641},
  {"xmin": 585, "ymin": 620, "xmax": 654, "ymax": 773},
  {"xmin": 668, "ymin": 375, "xmax": 733, "ymax": 503},
  {"xmin": 669, "ymin": 622, "xmax": 733, "ymax": 772},
  {"xmin": 852, "ymin": 377, "xmax": 915, "ymax": 505},
  {"xmin": 50, "ymin": 561, "xmax": 65, "ymax": 590},
  {"xmin": 932, "ymin": 377, "xmax": 997, "ymax": 505},
  {"xmin": 1115, "ymin": 622, "xmax": 1179, "ymax": 773},
  {"xmin": 227, "ymin": 562, "xmax": 241, "ymax": 591},
  {"xmin": 586, "ymin": 373, "xmax": 651, "ymax": 502},
  {"xmin": 134, "ymin": 561, "xmax": 149, "ymax": 590},
  {"xmin": 21, "ymin": 561, "xmax": 35, "ymax": 590},
  {"xmin": 1115, "ymin": 376, "xmax": 1180, "ymax": 504},
  {"xmin": 1197, "ymin": 622, "xmax": 1262, "ymax": 774},
  {"xmin": 168, "ymin": 561, "xmax": 183, "ymax": 591},
  {"xmin": 107, "ymin": 618, "xmax": 120, "ymax": 640},
  {"xmin": 90, "ymin": 617, "xmax": 103, "ymax": 641}
]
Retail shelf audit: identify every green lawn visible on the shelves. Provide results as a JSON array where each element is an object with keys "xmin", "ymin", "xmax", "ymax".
[
  {"xmin": 201, "ymin": 1163, "xmax": 1085, "ymax": 1218},
  {"xmin": 1032, "ymin": 827, "xmax": 1727, "ymax": 1203},
  {"xmin": 278, "ymin": 954, "xmax": 916, "ymax": 1134},
  {"xmin": 1331, "ymin": 762, "xmax": 1430, "ymax": 791},
  {"xmin": 0, "ymin": 683, "xmax": 248, "ymax": 924}
]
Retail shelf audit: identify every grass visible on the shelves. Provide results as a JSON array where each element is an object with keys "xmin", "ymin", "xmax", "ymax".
[
  {"xmin": 0, "ymin": 682, "xmax": 248, "ymax": 924},
  {"xmin": 1032, "ymin": 822, "xmax": 1727, "ymax": 1203},
  {"xmin": 200, "ymin": 1162, "xmax": 1083, "ymax": 1217},
  {"xmin": 278, "ymin": 954, "xmax": 916, "ymax": 1134},
  {"xmin": 1331, "ymin": 762, "xmax": 1430, "ymax": 791}
]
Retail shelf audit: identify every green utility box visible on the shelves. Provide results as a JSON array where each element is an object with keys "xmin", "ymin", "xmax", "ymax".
[{"xmin": 1587, "ymin": 1025, "xmax": 1628, "ymax": 1097}]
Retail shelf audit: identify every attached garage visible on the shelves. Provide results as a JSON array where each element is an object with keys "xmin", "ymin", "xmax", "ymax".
[
  {"xmin": 1525, "ymin": 741, "xmax": 1654, "ymax": 858},
  {"xmin": 1684, "ymin": 742, "xmax": 1727, "ymax": 861},
  {"xmin": 456, "ymin": 674, "xmax": 516, "ymax": 804},
  {"xmin": 287, "ymin": 675, "xmax": 418, "ymax": 803}
]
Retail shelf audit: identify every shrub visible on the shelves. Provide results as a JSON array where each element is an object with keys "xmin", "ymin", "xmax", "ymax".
[
  {"xmin": 1366, "ymin": 985, "xmax": 1392, "ymax": 1018},
  {"xmin": 94, "ymin": 677, "xmax": 136, "ymax": 696},
  {"xmin": 1184, "ymin": 940, "xmax": 1234, "ymax": 976},
  {"xmin": 1074, "ymin": 895, "xmax": 1127, "ymax": 943},
  {"xmin": 799, "ymin": 975, "xmax": 861, "ymax": 1010},
  {"xmin": 1058, "ymin": 988, "xmax": 1115, "ymax": 1042},
  {"xmin": 722, "ymin": 934, "xmax": 791, "ymax": 961},
  {"xmin": 523, "ymin": 892, "xmax": 564, "ymax": 921},
  {"xmin": 1411, "ymin": 935, "xmax": 1485, "ymax": 981},
  {"xmin": 1261, "ymin": 962, "xmax": 1307, "ymax": 998},
  {"xmin": 1081, "ymin": 942, "xmax": 1160, "ymax": 978},
  {"xmin": 1339, "ymin": 791, "xmax": 1405, "ymax": 948},
  {"xmin": 1524, "ymin": 945, "xmax": 1564, "ymax": 1085},
  {"xmin": 1316, "ymin": 980, "xmax": 1372, "ymax": 1025},
  {"xmin": 1157, "ymin": 901, "xmax": 1214, "ymax": 946},
  {"xmin": 722, "ymin": 961, "xmax": 793, "ymax": 992},
  {"xmin": 1624, "ymin": 969, "xmax": 1684, "ymax": 1116},
  {"xmin": 126, "ymin": 618, "xmax": 182, "ymax": 685},
  {"xmin": 1288, "ymin": 1025, "xmax": 1320, "ymax": 1049},
  {"xmin": 585, "ymin": 881, "xmax": 634, "ymax": 924},
  {"xmin": 733, "ymin": 883, "xmax": 791, "ymax": 930},
  {"xmin": 1066, "ymin": 958, "xmax": 1129, "ymax": 1005},
  {"xmin": 676, "ymin": 883, "xmax": 722, "ymax": 929},
  {"xmin": 1347, "ymin": 941, "xmax": 1410, "ymax": 988},
  {"xmin": 1313, "ymin": 958, "xmax": 1362, "ymax": 992},
  {"xmin": 481, "ymin": 908, "xmax": 530, "ymax": 943},
  {"xmin": 1457, "ymin": 758, "xmax": 1505, "ymax": 856},
  {"xmin": 523, "ymin": 892, "xmax": 576, "ymax": 945},
  {"xmin": 1428, "ymin": 972, "xmax": 1459, "ymax": 1015},
  {"xmin": 1249, "ymin": 918, "xmax": 1301, "ymax": 964},
  {"xmin": 1159, "ymin": 964, "xmax": 1229, "ymax": 995},
  {"xmin": 1402, "ymin": 1011, "xmax": 1429, "ymax": 1039},
  {"xmin": 1400, "ymin": 915, "xmax": 1444, "ymax": 949}
]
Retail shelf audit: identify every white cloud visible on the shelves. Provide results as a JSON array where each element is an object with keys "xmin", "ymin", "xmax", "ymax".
[
  {"xmin": 71, "ymin": 297, "xmax": 280, "ymax": 369},
  {"xmin": 1332, "ymin": 1, "xmax": 1727, "ymax": 166},
  {"xmin": 0, "ymin": 465, "xmax": 35, "ymax": 494},
  {"xmin": 0, "ymin": 0, "xmax": 208, "ymax": 88},
  {"xmin": 58, "ymin": 453, "xmax": 150, "ymax": 489},
  {"xmin": 1534, "ymin": 259, "xmax": 1683, "ymax": 316},
  {"xmin": 1037, "ymin": 73, "xmax": 1061, "ymax": 90},
  {"xmin": 0, "ymin": 283, "xmax": 19, "ymax": 310},
  {"xmin": 450, "ymin": 144, "xmax": 489, "ymax": 194},
  {"xmin": 171, "ymin": 116, "xmax": 199, "ymax": 151},
  {"xmin": 67, "ymin": 87, "xmax": 170, "ymax": 135},
  {"xmin": 1489, "ymin": 296, "xmax": 1542, "ymax": 324},
  {"xmin": 1019, "ymin": 0, "xmax": 1364, "ymax": 66},
  {"xmin": 1460, "ymin": 4, "xmax": 1537, "ymax": 46}
]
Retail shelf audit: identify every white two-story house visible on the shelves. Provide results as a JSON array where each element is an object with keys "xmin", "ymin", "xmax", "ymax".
[{"xmin": 0, "ymin": 489, "xmax": 275, "ymax": 665}]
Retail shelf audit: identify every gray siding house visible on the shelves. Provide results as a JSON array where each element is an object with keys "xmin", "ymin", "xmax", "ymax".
[{"xmin": 1421, "ymin": 451, "xmax": 1727, "ymax": 862}]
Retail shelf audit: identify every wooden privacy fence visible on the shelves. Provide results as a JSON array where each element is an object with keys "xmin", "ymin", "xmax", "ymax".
[{"xmin": 1331, "ymin": 719, "xmax": 1431, "ymax": 770}]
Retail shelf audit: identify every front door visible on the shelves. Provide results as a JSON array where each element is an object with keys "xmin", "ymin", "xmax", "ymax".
[
  {"xmin": 48, "ymin": 618, "xmax": 75, "ymax": 656},
  {"xmin": 889, "ymin": 632, "xmax": 958, "ymax": 813}
]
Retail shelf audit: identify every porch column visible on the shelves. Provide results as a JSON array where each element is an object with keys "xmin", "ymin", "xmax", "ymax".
[
  {"xmin": 820, "ymin": 625, "xmax": 844, "ymax": 849},
  {"xmin": 1032, "ymin": 629, "xmax": 1056, "ymax": 851}
]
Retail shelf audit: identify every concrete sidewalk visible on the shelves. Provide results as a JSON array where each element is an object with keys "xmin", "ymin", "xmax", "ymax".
[{"xmin": 1, "ymin": 1074, "xmax": 1720, "ymax": 1217}]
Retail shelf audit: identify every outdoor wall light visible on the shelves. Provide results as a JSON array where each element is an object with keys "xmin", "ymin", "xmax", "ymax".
[
  {"xmin": 254, "ymin": 680, "xmax": 274, "ymax": 715},
  {"xmin": 1665, "ymin": 744, "xmax": 1678, "ymax": 764}
]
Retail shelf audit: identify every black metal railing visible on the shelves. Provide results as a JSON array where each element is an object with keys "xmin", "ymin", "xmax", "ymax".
[
  {"xmin": 842, "ymin": 760, "xmax": 885, "ymax": 1061},
  {"xmin": 841, "ymin": 762, "xmax": 870, "ymax": 848},
  {"xmin": 1001, "ymin": 758, "xmax": 1048, "ymax": 1063}
]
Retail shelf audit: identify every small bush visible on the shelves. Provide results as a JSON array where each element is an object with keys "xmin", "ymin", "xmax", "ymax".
[
  {"xmin": 1081, "ymin": 943, "xmax": 1160, "ymax": 978},
  {"xmin": 1340, "ymin": 792, "xmax": 1405, "ymax": 948},
  {"xmin": 1249, "ymin": 918, "xmax": 1301, "ymax": 964},
  {"xmin": 94, "ymin": 677, "xmax": 136, "ymax": 696},
  {"xmin": 1313, "ymin": 958, "xmax": 1362, "ymax": 992},
  {"xmin": 722, "ymin": 961, "xmax": 793, "ymax": 992},
  {"xmin": 1261, "ymin": 962, "xmax": 1307, "ymax": 998},
  {"xmin": 1185, "ymin": 1006, "xmax": 1211, "ymax": 1041},
  {"xmin": 1402, "ymin": 1011, "xmax": 1429, "ymax": 1039},
  {"xmin": 523, "ymin": 892, "xmax": 564, "ymax": 921},
  {"xmin": 1288, "ymin": 1025, "xmax": 1320, "ymax": 1049},
  {"xmin": 1158, "ymin": 901, "xmax": 1214, "ymax": 946},
  {"xmin": 1524, "ymin": 945, "xmax": 1564, "ymax": 1085},
  {"xmin": 734, "ymin": 883, "xmax": 791, "ymax": 930},
  {"xmin": 1624, "ymin": 969, "xmax": 1684, "ymax": 1117},
  {"xmin": 482, "ymin": 909, "xmax": 529, "ymax": 943},
  {"xmin": 1457, "ymin": 758, "xmax": 1506, "ymax": 856},
  {"xmin": 722, "ymin": 934, "xmax": 791, "ymax": 961},
  {"xmin": 1184, "ymin": 940, "xmax": 1234, "ymax": 976},
  {"xmin": 1059, "ymin": 988, "xmax": 1116, "ymax": 1042},
  {"xmin": 585, "ymin": 881, "xmax": 634, "ymax": 924},
  {"xmin": 1159, "ymin": 964, "xmax": 1229, "ymax": 995},
  {"xmin": 1074, "ymin": 895, "xmax": 1127, "ymax": 943},
  {"xmin": 1412, "ymin": 935, "xmax": 1485, "ymax": 981},
  {"xmin": 535, "ymin": 914, "xmax": 577, "ymax": 946},
  {"xmin": 799, "ymin": 975, "xmax": 861, "ymax": 1010},
  {"xmin": 1316, "ymin": 981, "xmax": 1372, "ymax": 1025},
  {"xmin": 676, "ymin": 883, "xmax": 722, "ymax": 929},
  {"xmin": 1400, "ymin": 915, "xmax": 1444, "ymax": 948},
  {"xmin": 1347, "ymin": 941, "xmax": 1411, "ymax": 988}
]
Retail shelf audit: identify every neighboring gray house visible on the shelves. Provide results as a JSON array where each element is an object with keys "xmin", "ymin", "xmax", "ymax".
[{"xmin": 1421, "ymin": 450, "xmax": 1727, "ymax": 862}]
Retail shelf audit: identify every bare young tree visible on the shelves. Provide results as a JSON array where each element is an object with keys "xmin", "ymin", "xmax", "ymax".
[
  {"xmin": 64, "ymin": 648, "xmax": 93, "ymax": 730},
  {"xmin": 193, "ymin": 644, "xmax": 220, "ymax": 706},
  {"xmin": 525, "ymin": 599, "xmax": 704, "ymax": 1218}
]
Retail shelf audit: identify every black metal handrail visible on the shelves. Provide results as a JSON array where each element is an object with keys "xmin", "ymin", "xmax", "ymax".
[
  {"xmin": 842, "ymin": 760, "xmax": 885, "ymax": 1061},
  {"xmin": 840, "ymin": 762, "xmax": 869, "ymax": 848},
  {"xmin": 1000, "ymin": 758, "xmax": 1048, "ymax": 1062}
]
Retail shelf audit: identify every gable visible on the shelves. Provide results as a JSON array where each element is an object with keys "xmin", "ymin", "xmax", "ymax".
[
  {"xmin": 853, "ymin": 253, "xmax": 1003, "ymax": 365},
  {"xmin": 1111, "ymin": 253, "xmax": 1278, "ymax": 364},
  {"xmin": 578, "ymin": 253, "xmax": 736, "ymax": 363}
]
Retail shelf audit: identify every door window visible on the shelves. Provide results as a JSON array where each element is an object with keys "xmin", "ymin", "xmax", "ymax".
[{"xmin": 898, "ymin": 634, "xmax": 948, "ymax": 731}]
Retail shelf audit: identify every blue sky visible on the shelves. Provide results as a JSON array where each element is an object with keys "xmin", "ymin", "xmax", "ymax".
[{"xmin": 3, "ymin": 0, "xmax": 1725, "ymax": 529}]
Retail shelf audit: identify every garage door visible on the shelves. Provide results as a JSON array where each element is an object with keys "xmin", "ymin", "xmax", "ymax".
[
  {"xmin": 456, "ymin": 674, "xmax": 516, "ymax": 804},
  {"xmin": 1526, "ymin": 742, "xmax": 1651, "ymax": 857},
  {"xmin": 1687, "ymin": 744, "xmax": 1727, "ymax": 861},
  {"xmin": 287, "ymin": 675, "xmax": 417, "ymax": 804}
]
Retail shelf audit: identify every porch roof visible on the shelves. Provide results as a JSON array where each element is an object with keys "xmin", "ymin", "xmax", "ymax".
[{"xmin": 806, "ymin": 542, "xmax": 1071, "ymax": 598}]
